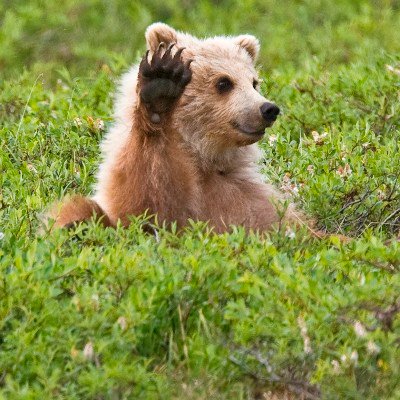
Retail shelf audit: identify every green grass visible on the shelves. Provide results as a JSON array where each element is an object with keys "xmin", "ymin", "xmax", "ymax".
[{"xmin": 1, "ymin": 0, "xmax": 400, "ymax": 398}]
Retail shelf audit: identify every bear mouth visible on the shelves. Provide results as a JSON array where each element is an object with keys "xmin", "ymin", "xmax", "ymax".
[{"xmin": 231, "ymin": 121, "xmax": 266, "ymax": 137}]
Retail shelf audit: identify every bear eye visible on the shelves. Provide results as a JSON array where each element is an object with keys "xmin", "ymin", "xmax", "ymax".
[
  {"xmin": 253, "ymin": 79, "xmax": 259, "ymax": 89},
  {"xmin": 216, "ymin": 77, "xmax": 234, "ymax": 94}
]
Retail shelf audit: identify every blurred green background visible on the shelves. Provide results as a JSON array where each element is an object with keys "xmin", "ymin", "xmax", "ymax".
[{"xmin": 1, "ymin": 0, "xmax": 400, "ymax": 80}]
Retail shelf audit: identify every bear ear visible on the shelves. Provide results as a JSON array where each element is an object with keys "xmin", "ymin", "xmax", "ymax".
[
  {"xmin": 145, "ymin": 22, "xmax": 178, "ymax": 52},
  {"xmin": 234, "ymin": 34, "xmax": 260, "ymax": 62}
]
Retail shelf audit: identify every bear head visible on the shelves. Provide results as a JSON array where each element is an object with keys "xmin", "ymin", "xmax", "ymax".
[{"xmin": 145, "ymin": 23, "xmax": 279, "ymax": 162}]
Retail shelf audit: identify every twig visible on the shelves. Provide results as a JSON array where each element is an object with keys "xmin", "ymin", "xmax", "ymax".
[
  {"xmin": 16, "ymin": 73, "xmax": 43, "ymax": 137},
  {"xmin": 229, "ymin": 348, "xmax": 321, "ymax": 400}
]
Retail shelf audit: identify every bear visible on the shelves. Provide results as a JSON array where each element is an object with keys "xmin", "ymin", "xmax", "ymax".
[{"xmin": 51, "ymin": 22, "xmax": 314, "ymax": 235}]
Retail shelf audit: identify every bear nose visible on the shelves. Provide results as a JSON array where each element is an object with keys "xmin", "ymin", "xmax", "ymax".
[{"xmin": 260, "ymin": 102, "xmax": 280, "ymax": 122}]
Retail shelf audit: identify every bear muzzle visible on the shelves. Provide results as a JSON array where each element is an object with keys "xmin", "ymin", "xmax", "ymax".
[{"xmin": 230, "ymin": 102, "xmax": 280, "ymax": 141}]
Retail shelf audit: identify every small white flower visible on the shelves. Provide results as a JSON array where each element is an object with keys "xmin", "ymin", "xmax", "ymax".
[
  {"xmin": 27, "ymin": 164, "xmax": 38, "ymax": 173},
  {"xmin": 281, "ymin": 181, "xmax": 299, "ymax": 195},
  {"xmin": 340, "ymin": 354, "xmax": 347, "ymax": 363},
  {"xmin": 336, "ymin": 164, "xmax": 352, "ymax": 178},
  {"xmin": 367, "ymin": 341, "xmax": 380, "ymax": 354},
  {"xmin": 117, "ymin": 316, "xmax": 127, "ymax": 331},
  {"xmin": 282, "ymin": 173, "xmax": 291, "ymax": 183},
  {"xmin": 91, "ymin": 294, "xmax": 100, "ymax": 311},
  {"xmin": 268, "ymin": 134, "xmax": 277, "ymax": 145},
  {"xmin": 73, "ymin": 117, "xmax": 82, "ymax": 127},
  {"xmin": 307, "ymin": 165, "xmax": 314, "ymax": 174},
  {"xmin": 331, "ymin": 359, "xmax": 340, "ymax": 374},
  {"xmin": 56, "ymin": 79, "xmax": 69, "ymax": 91},
  {"xmin": 280, "ymin": 173, "xmax": 300, "ymax": 195},
  {"xmin": 0, "ymin": 232, "xmax": 4, "ymax": 240},
  {"xmin": 311, "ymin": 130, "xmax": 328, "ymax": 145},
  {"xmin": 290, "ymin": 183, "xmax": 299, "ymax": 195},
  {"xmin": 297, "ymin": 316, "xmax": 312, "ymax": 354},
  {"xmin": 285, "ymin": 227, "xmax": 296, "ymax": 239},
  {"xmin": 83, "ymin": 341, "xmax": 94, "ymax": 361},
  {"xmin": 386, "ymin": 64, "xmax": 400, "ymax": 76},
  {"xmin": 354, "ymin": 321, "xmax": 367, "ymax": 337},
  {"xmin": 95, "ymin": 118, "xmax": 105, "ymax": 131},
  {"xmin": 350, "ymin": 350, "xmax": 358, "ymax": 363},
  {"xmin": 377, "ymin": 189, "xmax": 386, "ymax": 200}
]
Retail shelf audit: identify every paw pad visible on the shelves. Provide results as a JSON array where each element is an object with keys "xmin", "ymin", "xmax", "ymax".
[{"xmin": 139, "ymin": 43, "xmax": 193, "ymax": 114}]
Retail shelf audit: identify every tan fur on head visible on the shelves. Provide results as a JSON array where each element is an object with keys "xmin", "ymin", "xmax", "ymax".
[
  {"xmin": 234, "ymin": 34, "xmax": 260, "ymax": 62},
  {"xmin": 146, "ymin": 22, "xmax": 178, "ymax": 51}
]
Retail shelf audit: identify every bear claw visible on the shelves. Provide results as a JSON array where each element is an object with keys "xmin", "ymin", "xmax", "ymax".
[{"xmin": 139, "ymin": 44, "xmax": 192, "ymax": 115}]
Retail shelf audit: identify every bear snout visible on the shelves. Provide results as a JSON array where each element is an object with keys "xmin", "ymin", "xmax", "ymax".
[{"xmin": 260, "ymin": 102, "xmax": 280, "ymax": 123}]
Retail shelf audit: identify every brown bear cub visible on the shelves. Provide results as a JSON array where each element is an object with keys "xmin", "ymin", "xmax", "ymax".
[{"xmin": 52, "ymin": 22, "xmax": 313, "ymax": 234}]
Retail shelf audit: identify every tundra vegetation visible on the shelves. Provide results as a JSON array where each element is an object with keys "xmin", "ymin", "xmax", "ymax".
[{"xmin": 1, "ymin": 1, "xmax": 400, "ymax": 398}]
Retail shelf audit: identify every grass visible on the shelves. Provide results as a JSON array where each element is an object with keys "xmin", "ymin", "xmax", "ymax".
[{"xmin": 1, "ymin": 0, "xmax": 400, "ymax": 398}]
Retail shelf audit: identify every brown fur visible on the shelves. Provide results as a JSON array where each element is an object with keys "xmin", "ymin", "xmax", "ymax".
[
  {"xmin": 50, "ymin": 23, "xmax": 321, "ymax": 236},
  {"xmin": 102, "ymin": 121, "xmax": 201, "ymax": 228},
  {"xmin": 51, "ymin": 195, "xmax": 111, "ymax": 228}
]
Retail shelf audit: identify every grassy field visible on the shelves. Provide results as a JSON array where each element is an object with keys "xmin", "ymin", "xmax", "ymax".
[{"xmin": 1, "ymin": 0, "xmax": 400, "ymax": 398}]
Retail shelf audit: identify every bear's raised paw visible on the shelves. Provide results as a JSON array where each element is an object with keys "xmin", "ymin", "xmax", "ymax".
[{"xmin": 139, "ymin": 43, "xmax": 192, "ymax": 117}]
